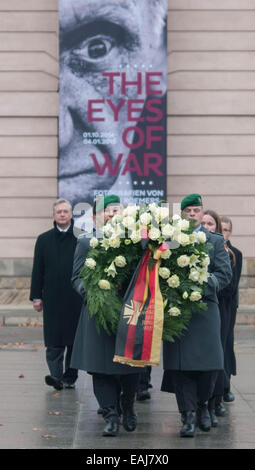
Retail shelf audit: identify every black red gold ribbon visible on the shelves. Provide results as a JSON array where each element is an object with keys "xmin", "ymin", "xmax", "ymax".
[{"xmin": 113, "ymin": 243, "xmax": 168, "ymax": 367}]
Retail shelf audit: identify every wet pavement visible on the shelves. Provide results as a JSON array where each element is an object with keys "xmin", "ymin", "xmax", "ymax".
[{"xmin": 0, "ymin": 324, "xmax": 254, "ymax": 451}]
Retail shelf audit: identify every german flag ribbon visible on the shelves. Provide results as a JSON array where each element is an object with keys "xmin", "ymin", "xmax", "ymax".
[{"xmin": 113, "ymin": 242, "xmax": 168, "ymax": 367}]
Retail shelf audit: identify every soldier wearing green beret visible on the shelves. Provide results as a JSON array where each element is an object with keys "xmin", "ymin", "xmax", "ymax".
[
  {"xmin": 70, "ymin": 195, "xmax": 141, "ymax": 438},
  {"xmin": 180, "ymin": 193, "xmax": 203, "ymax": 211},
  {"xmin": 161, "ymin": 193, "xmax": 232, "ymax": 438}
]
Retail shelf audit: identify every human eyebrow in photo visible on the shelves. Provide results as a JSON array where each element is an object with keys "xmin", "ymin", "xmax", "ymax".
[{"xmin": 60, "ymin": 20, "xmax": 140, "ymax": 53}]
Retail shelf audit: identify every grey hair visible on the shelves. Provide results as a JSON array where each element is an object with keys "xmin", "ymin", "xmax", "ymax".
[{"xmin": 53, "ymin": 198, "xmax": 72, "ymax": 212}]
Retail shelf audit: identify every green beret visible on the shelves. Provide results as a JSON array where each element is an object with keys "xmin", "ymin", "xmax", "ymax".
[
  {"xmin": 181, "ymin": 193, "xmax": 203, "ymax": 211},
  {"xmin": 95, "ymin": 194, "xmax": 120, "ymax": 213}
]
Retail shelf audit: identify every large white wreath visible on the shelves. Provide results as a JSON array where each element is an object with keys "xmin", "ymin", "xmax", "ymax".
[{"xmin": 80, "ymin": 203, "xmax": 212, "ymax": 342}]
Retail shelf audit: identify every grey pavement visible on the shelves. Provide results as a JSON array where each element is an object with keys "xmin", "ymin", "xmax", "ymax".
[{"xmin": 0, "ymin": 324, "xmax": 255, "ymax": 450}]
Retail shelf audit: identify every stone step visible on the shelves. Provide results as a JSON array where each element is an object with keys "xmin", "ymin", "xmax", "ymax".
[
  {"xmin": 236, "ymin": 305, "xmax": 255, "ymax": 325},
  {"xmin": 0, "ymin": 304, "xmax": 255, "ymax": 326},
  {"xmin": 0, "ymin": 304, "xmax": 42, "ymax": 326}
]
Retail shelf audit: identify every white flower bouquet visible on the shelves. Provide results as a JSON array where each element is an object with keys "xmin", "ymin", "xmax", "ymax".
[{"xmin": 80, "ymin": 203, "xmax": 212, "ymax": 341}]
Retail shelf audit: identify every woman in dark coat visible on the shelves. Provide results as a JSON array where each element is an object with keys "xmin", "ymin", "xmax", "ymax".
[
  {"xmin": 222, "ymin": 217, "xmax": 243, "ymax": 402},
  {"xmin": 30, "ymin": 199, "xmax": 82, "ymax": 389},
  {"xmin": 201, "ymin": 211, "xmax": 235, "ymax": 423}
]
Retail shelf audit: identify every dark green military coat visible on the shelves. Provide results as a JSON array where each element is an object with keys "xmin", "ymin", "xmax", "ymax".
[
  {"xmin": 70, "ymin": 234, "xmax": 141, "ymax": 375},
  {"xmin": 161, "ymin": 227, "xmax": 232, "ymax": 372}
]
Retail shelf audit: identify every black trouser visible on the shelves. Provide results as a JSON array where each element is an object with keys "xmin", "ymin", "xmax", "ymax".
[
  {"xmin": 170, "ymin": 370, "xmax": 219, "ymax": 413},
  {"xmin": 46, "ymin": 345, "xmax": 78, "ymax": 384},
  {"xmin": 137, "ymin": 366, "xmax": 151, "ymax": 392},
  {"xmin": 92, "ymin": 373, "xmax": 140, "ymax": 411}
]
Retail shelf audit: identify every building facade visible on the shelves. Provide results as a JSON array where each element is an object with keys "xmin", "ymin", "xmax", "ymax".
[{"xmin": 0, "ymin": 0, "xmax": 255, "ymax": 308}]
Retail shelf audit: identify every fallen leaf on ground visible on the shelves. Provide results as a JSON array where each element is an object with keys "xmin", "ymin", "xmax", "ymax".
[
  {"xmin": 52, "ymin": 393, "xmax": 60, "ymax": 397},
  {"xmin": 33, "ymin": 428, "xmax": 42, "ymax": 431},
  {"xmin": 41, "ymin": 435, "xmax": 57, "ymax": 439},
  {"xmin": 19, "ymin": 374, "xmax": 25, "ymax": 378},
  {"xmin": 48, "ymin": 411, "xmax": 62, "ymax": 415}
]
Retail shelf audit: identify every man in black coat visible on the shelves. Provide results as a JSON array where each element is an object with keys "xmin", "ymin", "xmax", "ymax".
[
  {"xmin": 30, "ymin": 198, "xmax": 82, "ymax": 390},
  {"xmin": 70, "ymin": 195, "xmax": 141, "ymax": 437},
  {"xmin": 161, "ymin": 194, "xmax": 232, "ymax": 437},
  {"xmin": 221, "ymin": 216, "xmax": 243, "ymax": 403}
]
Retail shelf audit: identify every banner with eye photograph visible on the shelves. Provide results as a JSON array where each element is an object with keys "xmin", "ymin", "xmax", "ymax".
[{"xmin": 58, "ymin": 0, "xmax": 167, "ymax": 214}]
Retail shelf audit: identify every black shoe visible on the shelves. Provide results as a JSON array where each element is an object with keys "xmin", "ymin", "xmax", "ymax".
[
  {"xmin": 180, "ymin": 411, "xmax": 196, "ymax": 438},
  {"xmin": 223, "ymin": 391, "xmax": 235, "ymax": 402},
  {"xmin": 97, "ymin": 407, "xmax": 103, "ymax": 415},
  {"xmin": 197, "ymin": 403, "xmax": 211, "ymax": 432},
  {"xmin": 102, "ymin": 417, "xmax": 119, "ymax": 437},
  {"xmin": 208, "ymin": 408, "xmax": 218, "ymax": 427},
  {"xmin": 208, "ymin": 397, "xmax": 218, "ymax": 427},
  {"xmin": 63, "ymin": 382, "xmax": 75, "ymax": 389},
  {"xmin": 215, "ymin": 402, "xmax": 226, "ymax": 417},
  {"xmin": 136, "ymin": 390, "xmax": 151, "ymax": 401},
  {"xmin": 102, "ymin": 407, "xmax": 120, "ymax": 437},
  {"xmin": 120, "ymin": 394, "xmax": 137, "ymax": 432},
  {"xmin": 45, "ymin": 375, "xmax": 63, "ymax": 391}
]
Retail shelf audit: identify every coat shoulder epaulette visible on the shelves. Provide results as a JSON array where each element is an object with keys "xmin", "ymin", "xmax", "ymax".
[
  {"xmin": 78, "ymin": 231, "xmax": 90, "ymax": 239},
  {"xmin": 206, "ymin": 230, "xmax": 223, "ymax": 238},
  {"xmin": 214, "ymin": 232, "xmax": 224, "ymax": 238}
]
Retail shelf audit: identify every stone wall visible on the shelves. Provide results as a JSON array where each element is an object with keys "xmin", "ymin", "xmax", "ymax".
[{"xmin": 0, "ymin": 0, "xmax": 255, "ymax": 308}]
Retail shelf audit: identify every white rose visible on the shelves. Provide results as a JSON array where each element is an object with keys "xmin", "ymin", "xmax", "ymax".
[
  {"xmin": 114, "ymin": 255, "xmax": 127, "ymax": 268},
  {"xmin": 148, "ymin": 227, "xmax": 161, "ymax": 241},
  {"xmin": 189, "ymin": 254, "xmax": 199, "ymax": 266},
  {"xmin": 197, "ymin": 231, "xmax": 207, "ymax": 243},
  {"xmin": 177, "ymin": 233, "xmax": 190, "ymax": 246},
  {"xmin": 189, "ymin": 268, "xmax": 200, "ymax": 282},
  {"xmin": 198, "ymin": 269, "xmax": 209, "ymax": 284},
  {"xmin": 180, "ymin": 219, "xmax": 190, "ymax": 231},
  {"xmin": 189, "ymin": 291, "xmax": 202, "ymax": 302},
  {"xmin": 109, "ymin": 237, "xmax": 121, "ymax": 249},
  {"xmin": 122, "ymin": 216, "xmax": 136, "ymax": 229},
  {"xmin": 177, "ymin": 255, "xmax": 190, "ymax": 268},
  {"xmin": 172, "ymin": 214, "xmax": 181, "ymax": 222},
  {"xmin": 103, "ymin": 223, "xmax": 113, "ymax": 237},
  {"xmin": 123, "ymin": 205, "xmax": 138, "ymax": 217},
  {"xmin": 148, "ymin": 202, "xmax": 157, "ymax": 213},
  {"xmin": 89, "ymin": 237, "xmax": 99, "ymax": 248},
  {"xmin": 189, "ymin": 233, "xmax": 196, "ymax": 244},
  {"xmin": 101, "ymin": 238, "xmax": 110, "ymax": 250},
  {"xmin": 167, "ymin": 274, "xmax": 180, "ymax": 288},
  {"xmin": 140, "ymin": 212, "xmax": 152, "ymax": 226},
  {"xmin": 111, "ymin": 214, "xmax": 122, "ymax": 224},
  {"xmin": 107, "ymin": 261, "xmax": 117, "ymax": 278},
  {"xmin": 98, "ymin": 279, "xmax": 111, "ymax": 290},
  {"xmin": 154, "ymin": 206, "xmax": 169, "ymax": 223},
  {"xmin": 161, "ymin": 249, "xmax": 172, "ymax": 259},
  {"xmin": 159, "ymin": 267, "xmax": 170, "ymax": 279},
  {"xmin": 201, "ymin": 255, "xmax": 210, "ymax": 267},
  {"xmin": 171, "ymin": 227, "xmax": 182, "ymax": 241},
  {"xmin": 168, "ymin": 306, "xmax": 181, "ymax": 316},
  {"xmin": 85, "ymin": 258, "xmax": 96, "ymax": 270},
  {"xmin": 130, "ymin": 231, "xmax": 142, "ymax": 244},
  {"xmin": 160, "ymin": 207, "xmax": 170, "ymax": 220},
  {"xmin": 162, "ymin": 224, "xmax": 175, "ymax": 238},
  {"xmin": 112, "ymin": 223, "xmax": 125, "ymax": 238}
]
